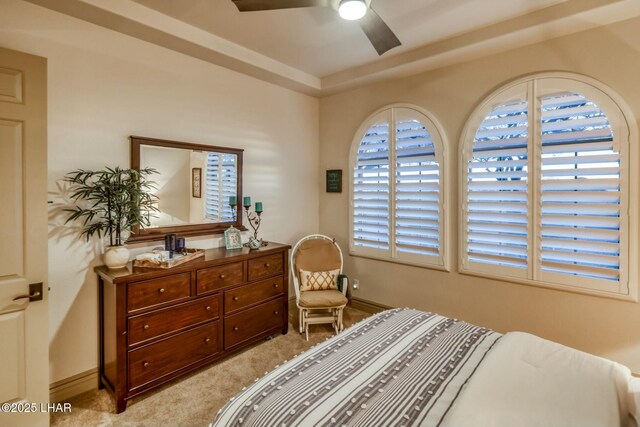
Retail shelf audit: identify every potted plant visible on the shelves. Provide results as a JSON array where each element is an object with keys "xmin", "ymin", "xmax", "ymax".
[{"xmin": 64, "ymin": 166, "xmax": 159, "ymax": 269}]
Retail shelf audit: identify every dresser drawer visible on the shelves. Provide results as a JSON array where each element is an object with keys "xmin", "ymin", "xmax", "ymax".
[
  {"xmin": 247, "ymin": 253, "xmax": 283, "ymax": 281},
  {"xmin": 127, "ymin": 273, "xmax": 191, "ymax": 314},
  {"xmin": 128, "ymin": 321, "xmax": 219, "ymax": 390},
  {"xmin": 224, "ymin": 298, "xmax": 284, "ymax": 349},
  {"xmin": 128, "ymin": 295, "xmax": 220, "ymax": 347},
  {"xmin": 224, "ymin": 277, "xmax": 283, "ymax": 314},
  {"xmin": 197, "ymin": 262, "xmax": 244, "ymax": 295}
]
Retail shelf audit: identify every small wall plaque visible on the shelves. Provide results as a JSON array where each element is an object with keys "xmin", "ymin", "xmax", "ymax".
[
  {"xmin": 192, "ymin": 167, "xmax": 202, "ymax": 198},
  {"xmin": 326, "ymin": 169, "xmax": 342, "ymax": 193}
]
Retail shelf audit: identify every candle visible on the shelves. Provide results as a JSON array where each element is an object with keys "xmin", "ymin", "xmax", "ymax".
[
  {"xmin": 255, "ymin": 202, "xmax": 263, "ymax": 213},
  {"xmin": 229, "ymin": 196, "xmax": 237, "ymax": 206},
  {"xmin": 243, "ymin": 196, "xmax": 251, "ymax": 208},
  {"xmin": 175, "ymin": 237, "xmax": 185, "ymax": 252}
]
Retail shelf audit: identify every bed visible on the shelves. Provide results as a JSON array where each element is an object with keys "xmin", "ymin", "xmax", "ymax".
[{"xmin": 212, "ymin": 308, "xmax": 635, "ymax": 427}]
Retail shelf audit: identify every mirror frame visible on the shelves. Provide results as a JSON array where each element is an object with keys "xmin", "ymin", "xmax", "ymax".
[{"xmin": 129, "ymin": 135, "xmax": 244, "ymax": 243}]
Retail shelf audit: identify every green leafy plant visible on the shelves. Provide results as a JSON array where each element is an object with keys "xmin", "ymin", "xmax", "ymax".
[{"xmin": 64, "ymin": 167, "xmax": 159, "ymax": 246}]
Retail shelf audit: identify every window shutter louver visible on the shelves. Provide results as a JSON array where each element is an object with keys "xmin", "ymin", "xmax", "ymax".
[
  {"xmin": 395, "ymin": 117, "xmax": 441, "ymax": 258},
  {"xmin": 205, "ymin": 152, "xmax": 237, "ymax": 222},
  {"xmin": 353, "ymin": 118, "xmax": 390, "ymax": 251},
  {"xmin": 466, "ymin": 99, "xmax": 529, "ymax": 271},
  {"xmin": 539, "ymin": 92, "xmax": 621, "ymax": 282}
]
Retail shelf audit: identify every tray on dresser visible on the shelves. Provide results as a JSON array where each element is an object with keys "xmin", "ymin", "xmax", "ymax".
[{"xmin": 133, "ymin": 248, "xmax": 205, "ymax": 269}]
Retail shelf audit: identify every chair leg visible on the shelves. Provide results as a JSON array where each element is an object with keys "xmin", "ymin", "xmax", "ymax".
[
  {"xmin": 305, "ymin": 323, "xmax": 309, "ymax": 341},
  {"xmin": 338, "ymin": 308, "xmax": 344, "ymax": 332},
  {"xmin": 299, "ymin": 308, "xmax": 304, "ymax": 334}
]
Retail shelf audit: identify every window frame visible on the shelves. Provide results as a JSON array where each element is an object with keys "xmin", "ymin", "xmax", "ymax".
[
  {"xmin": 349, "ymin": 103, "xmax": 450, "ymax": 271},
  {"xmin": 459, "ymin": 72, "xmax": 638, "ymax": 300}
]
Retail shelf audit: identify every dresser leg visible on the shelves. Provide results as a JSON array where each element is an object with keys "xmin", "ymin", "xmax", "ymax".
[
  {"xmin": 281, "ymin": 324, "xmax": 288, "ymax": 335},
  {"xmin": 116, "ymin": 397, "xmax": 127, "ymax": 414}
]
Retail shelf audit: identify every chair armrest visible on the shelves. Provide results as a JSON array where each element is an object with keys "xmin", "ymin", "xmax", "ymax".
[{"xmin": 338, "ymin": 274, "xmax": 348, "ymax": 295}]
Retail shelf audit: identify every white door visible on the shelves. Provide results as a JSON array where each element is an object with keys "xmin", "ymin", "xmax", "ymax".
[{"xmin": 0, "ymin": 47, "xmax": 49, "ymax": 427}]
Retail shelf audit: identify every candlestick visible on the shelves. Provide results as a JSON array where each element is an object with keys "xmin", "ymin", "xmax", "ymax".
[
  {"xmin": 243, "ymin": 196, "xmax": 251, "ymax": 208},
  {"xmin": 255, "ymin": 202, "xmax": 263, "ymax": 213},
  {"xmin": 244, "ymin": 206, "xmax": 261, "ymax": 239}
]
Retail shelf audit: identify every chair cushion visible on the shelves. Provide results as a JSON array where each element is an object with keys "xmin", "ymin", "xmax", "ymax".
[
  {"xmin": 299, "ymin": 290, "xmax": 348, "ymax": 308},
  {"xmin": 299, "ymin": 269, "xmax": 339, "ymax": 291},
  {"xmin": 294, "ymin": 238, "xmax": 342, "ymax": 283}
]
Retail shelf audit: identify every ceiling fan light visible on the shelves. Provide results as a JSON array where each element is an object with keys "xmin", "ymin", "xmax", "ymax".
[{"xmin": 338, "ymin": 0, "xmax": 367, "ymax": 21}]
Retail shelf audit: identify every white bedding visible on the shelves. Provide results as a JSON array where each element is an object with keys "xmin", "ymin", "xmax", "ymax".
[
  {"xmin": 212, "ymin": 309, "xmax": 634, "ymax": 427},
  {"xmin": 442, "ymin": 331, "xmax": 633, "ymax": 427}
]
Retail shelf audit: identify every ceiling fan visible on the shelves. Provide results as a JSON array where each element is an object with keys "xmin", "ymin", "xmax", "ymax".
[{"xmin": 231, "ymin": 0, "xmax": 401, "ymax": 56}]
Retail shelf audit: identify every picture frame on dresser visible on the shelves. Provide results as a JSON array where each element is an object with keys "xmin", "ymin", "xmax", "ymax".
[
  {"xmin": 95, "ymin": 243, "xmax": 290, "ymax": 413},
  {"xmin": 224, "ymin": 226, "xmax": 243, "ymax": 250}
]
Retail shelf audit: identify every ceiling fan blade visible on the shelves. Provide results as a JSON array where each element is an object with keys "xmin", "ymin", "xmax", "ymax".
[
  {"xmin": 359, "ymin": 7, "xmax": 401, "ymax": 56},
  {"xmin": 232, "ymin": 0, "xmax": 329, "ymax": 12}
]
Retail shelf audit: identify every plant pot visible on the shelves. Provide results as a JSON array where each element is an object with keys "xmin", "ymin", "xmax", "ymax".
[{"xmin": 103, "ymin": 245, "xmax": 130, "ymax": 269}]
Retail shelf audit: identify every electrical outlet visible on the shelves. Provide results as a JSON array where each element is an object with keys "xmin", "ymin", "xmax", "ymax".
[{"xmin": 352, "ymin": 279, "xmax": 359, "ymax": 290}]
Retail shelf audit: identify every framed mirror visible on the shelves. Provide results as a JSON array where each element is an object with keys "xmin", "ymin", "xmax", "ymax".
[{"xmin": 129, "ymin": 136, "xmax": 244, "ymax": 242}]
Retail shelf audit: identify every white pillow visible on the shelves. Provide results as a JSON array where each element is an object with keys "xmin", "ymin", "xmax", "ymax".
[{"xmin": 299, "ymin": 269, "xmax": 339, "ymax": 292}]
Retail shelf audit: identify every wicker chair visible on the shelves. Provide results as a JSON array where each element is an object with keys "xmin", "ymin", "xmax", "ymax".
[{"xmin": 290, "ymin": 235, "xmax": 349, "ymax": 340}]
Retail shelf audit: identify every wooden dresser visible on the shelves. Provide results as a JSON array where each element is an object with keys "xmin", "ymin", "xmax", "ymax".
[{"xmin": 95, "ymin": 243, "xmax": 290, "ymax": 413}]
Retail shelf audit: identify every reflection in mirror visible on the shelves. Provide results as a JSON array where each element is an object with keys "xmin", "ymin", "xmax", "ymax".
[
  {"xmin": 140, "ymin": 146, "xmax": 237, "ymax": 227},
  {"xmin": 130, "ymin": 136, "xmax": 243, "ymax": 242}
]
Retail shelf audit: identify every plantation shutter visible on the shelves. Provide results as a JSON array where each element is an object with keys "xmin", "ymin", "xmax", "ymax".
[
  {"xmin": 465, "ymin": 97, "xmax": 529, "ymax": 275},
  {"xmin": 205, "ymin": 152, "xmax": 237, "ymax": 222},
  {"xmin": 394, "ymin": 109, "xmax": 442, "ymax": 261},
  {"xmin": 462, "ymin": 76, "xmax": 630, "ymax": 295},
  {"xmin": 351, "ymin": 106, "xmax": 447, "ymax": 268},
  {"xmin": 539, "ymin": 92, "xmax": 621, "ymax": 284},
  {"xmin": 352, "ymin": 113, "xmax": 390, "ymax": 252}
]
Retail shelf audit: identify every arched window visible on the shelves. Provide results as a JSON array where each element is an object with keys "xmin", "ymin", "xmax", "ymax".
[
  {"xmin": 350, "ymin": 105, "xmax": 448, "ymax": 269},
  {"xmin": 460, "ymin": 74, "xmax": 635, "ymax": 297}
]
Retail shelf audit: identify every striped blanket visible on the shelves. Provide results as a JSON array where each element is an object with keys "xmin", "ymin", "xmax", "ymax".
[{"xmin": 213, "ymin": 308, "xmax": 501, "ymax": 427}]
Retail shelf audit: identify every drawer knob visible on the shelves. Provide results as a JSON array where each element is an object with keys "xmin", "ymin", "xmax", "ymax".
[
  {"xmin": 219, "ymin": 274, "xmax": 226, "ymax": 279},
  {"xmin": 233, "ymin": 326, "xmax": 239, "ymax": 331},
  {"xmin": 158, "ymin": 288, "xmax": 165, "ymax": 293},
  {"xmin": 205, "ymin": 305, "xmax": 211, "ymax": 311},
  {"xmin": 143, "ymin": 362, "xmax": 150, "ymax": 368},
  {"xmin": 205, "ymin": 338, "xmax": 211, "ymax": 343},
  {"xmin": 274, "ymin": 311, "xmax": 279, "ymax": 315},
  {"xmin": 233, "ymin": 296, "xmax": 239, "ymax": 301},
  {"xmin": 143, "ymin": 324, "xmax": 150, "ymax": 330},
  {"xmin": 264, "ymin": 263, "xmax": 271, "ymax": 268},
  {"xmin": 273, "ymin": 283, "xmax": 278, "ymax": 288}
]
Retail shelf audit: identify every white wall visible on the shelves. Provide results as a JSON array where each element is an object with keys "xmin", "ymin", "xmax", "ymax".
[
  {"xmin": 141, "ymin": 145, "xmax": 191, "ymax": 226},
  {"xmin": 319, "ymin": 17, "xmax": 640, "ymax": 372},
  {"xmin": 0, "ymin": 0, "xmax": 320, "ymax": 384}
]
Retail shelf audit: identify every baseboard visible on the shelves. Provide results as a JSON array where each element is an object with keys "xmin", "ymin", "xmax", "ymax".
[
  {"xmin": 349, "ymin": 297, "xmax": 391, "ymax": 314},
  {"xmin": 50, "ymin": 368, "xmax": 98, "ymax": 403}
]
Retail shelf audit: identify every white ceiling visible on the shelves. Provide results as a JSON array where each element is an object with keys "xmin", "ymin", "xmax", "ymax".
[
  {"xmin": 26, "ymin": 0, "xmax": 640, "ymax": 95},
  {"xmin": 131, "ymin": 0, "xmax": 565, "ymax": 77}
]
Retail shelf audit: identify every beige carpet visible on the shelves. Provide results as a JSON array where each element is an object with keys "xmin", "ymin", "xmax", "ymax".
[{"xmin": 51, "ymin": 306, "xmax": 371, "ymax": 427}]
